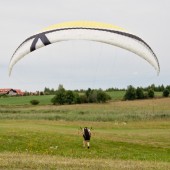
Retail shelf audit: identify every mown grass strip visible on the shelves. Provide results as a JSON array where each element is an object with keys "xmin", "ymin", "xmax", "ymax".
[
  {"xmin": 0, "ymin": 120, "xmax": 169, "ymax": 162},
  {"xmin": 0, "ymin": 152, "xmax": 170, "ymax": 170}
]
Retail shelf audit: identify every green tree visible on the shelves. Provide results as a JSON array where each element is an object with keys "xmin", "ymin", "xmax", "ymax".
[
  {"xmin": 160, "ymin": 84, "xmax": 165, "ymax": 91},
  {"xmin": 163, "ymin": 89, "xmax": 169, "ymax": 97},
  {"xmin": 124, "ymin": 85, "xmax": 136, "ymax": 100},
  {"xmin": 79, "ymin": 94, "xmax": 88, "ymax": 103},
  {"xmin": 44, "ymin": 87, "xmax": 50, "ymax": 95},
  {"xmin": 85, "ymin": 89, "xmax": 111, "ymax": 103},
  {"xmin": 166, "ymin": 85, "xmax": 170, "ymax": 91},
  {"xmin": 58, "ymin": 84, "xmax": 65, "ymax": 91},
  {"xmin": 88, "ymin": 90, "xmax": 97, "ymax": 103},
  {"xmin": 51, "ymin": 88, "xmax": 66, "ymax": 105},
  {"xmin": 40, "ymin": 91, "xmax": 44, "ymax": 95},
  {"xmin": 97, "ymin": 90, "xmax": 111, "ymax": 103},
  {"xmin": 74, "ymin": 93, "xmax": 81, "ymax": 104},
  {"xmin": 65, "ymin": 90, "xmax": 75, "ymax": 104},
  {"xmin": 148, "ymin": 89, "xmax": 154, "ymax": 98},
  {"xmin": 136, "ymin": 87, "xmax": 144, "ymax": 99},
  {"xmin": 85, "ymin": 88, "xmax": 92, "ymax": 98}
]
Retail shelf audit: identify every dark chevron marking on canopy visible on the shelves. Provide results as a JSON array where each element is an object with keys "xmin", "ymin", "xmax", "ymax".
[{"xmin": 30, "ymin": 33, "xmax": 51, "ymax": 52}]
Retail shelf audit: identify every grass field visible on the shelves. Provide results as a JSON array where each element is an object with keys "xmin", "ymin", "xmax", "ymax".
[
  {"xmin": 0, "ymin": 96, "xmax": 169, "ymax": 169},
  {"xmin": 0, "ymin": 95, "xmax": 54, "ymax": 105},
  {"xmin": 0, "ymin": 91, "xmax": 163, "ymax": 106}
]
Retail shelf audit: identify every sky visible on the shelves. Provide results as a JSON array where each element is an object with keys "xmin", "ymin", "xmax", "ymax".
[{"xmin": 0, "ymin": 0, "xmax": 170, "ymax": 91}]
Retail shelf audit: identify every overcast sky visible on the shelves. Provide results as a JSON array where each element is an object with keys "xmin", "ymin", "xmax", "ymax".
[{"xmin": 0, "ymin": 0, "xmax": 170, "ymax": 91}]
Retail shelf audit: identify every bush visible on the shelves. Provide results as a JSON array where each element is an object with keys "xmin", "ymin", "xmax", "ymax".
[
  {"xmin": 163, "ymin": 89, "xmax": 169, "ymax": 97},
  {"xmin": 88, "ymin": 91, "xmax": 98, "ymax": 103},
  {"xmin": 51, "ymin": 88, "xmax": 78, "ymax": 105},
  {"xmin": 40, "ymin": 92, "xmax": 44, "ymax": 95},
  {"xmin": 65, "ymin": 90, "xmax": 75, "ymax": 104},
  {"xmin": 143, "ymin": 92, "xmax": 148, "ymax": 99},
  {"xmin": 51, "ymin": 89, "xmax": 66, "ymax": 105},
  {"xmin": 124, "ymin": 85, "xmax": 136, "ymax": 100},
  {"xmin": 79, "ymin": 95, "xmax": 88, "ymax": 103},
  {"xmin": 148, "ymin": 89, "xmax": 154, "ymax": 98},
  {"xmin": 51, "ymin": 88, "xmax": 111, "ymax": 105},
  {"xmin": 30, "ymin": 100, "xmax": 40, "ymax": 105},
  {"xmin": 136, "ymin": 87, "xmax": 144, "ymax": 99},
  {"xmin": 97, "ymin": 90, "xmax": 111, "ymax": 103}
]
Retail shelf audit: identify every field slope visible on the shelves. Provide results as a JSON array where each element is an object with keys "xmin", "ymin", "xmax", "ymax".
[{"xmin": 0, "ymin": 97, "xmax": 169, "ymax": 169}]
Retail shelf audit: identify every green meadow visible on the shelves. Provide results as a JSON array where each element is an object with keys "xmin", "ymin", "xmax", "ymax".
[
  {"xmin": 0, "ymin": 91, "xmax": 163, "ymax": 105},
  {"xmin": 0, "ymin": 94, "xmax": 169, "ymax": 169},
  {"xmin": 0, "ymin": 95, "xmax": 54, "ymax": 105}
]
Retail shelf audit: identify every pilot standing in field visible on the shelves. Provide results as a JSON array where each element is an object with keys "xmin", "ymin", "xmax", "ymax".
[{"xmin": 82, "ymin": 127, "xmax": 91, "ymax": 149}]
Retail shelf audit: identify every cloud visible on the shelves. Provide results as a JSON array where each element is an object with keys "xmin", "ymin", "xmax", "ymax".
[{"xmin": 0, "ymin": 0, "xmax": 169, "ymax": 90}]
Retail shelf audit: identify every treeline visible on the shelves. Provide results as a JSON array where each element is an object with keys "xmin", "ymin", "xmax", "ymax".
[
  {"xmin": 51, "ymin": 86, "xmax": 111, "ymax": 105},
  {"xmin": 22, "ymin": 84, "xmax": 169, "ymax": 96},
  {"xmin": 106, "ymin": 84, "xmax": 170, "ymax": 92},
  {"xmin": 43, "ymin": 84, "xmax": 170, "ymax": 95},
  {"xmin": 124, "ymin": 85, "xmax": 170, "ymax": 100},
  {"xmin": 23, "ymin": 84, "xmax": 170, "ymax": 103}
]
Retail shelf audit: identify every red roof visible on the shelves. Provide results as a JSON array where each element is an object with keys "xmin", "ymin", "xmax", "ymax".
[
  {"xmin": 15, "ymin": 89, "xmax": 24, "ymax": 95},
  {"xmin": 0, "ymin": 88, "xmax": 24, "ymax": 95}
]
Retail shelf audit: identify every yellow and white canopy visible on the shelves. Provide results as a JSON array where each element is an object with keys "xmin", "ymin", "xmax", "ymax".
[{"xmin": 9, "ymin": 21, "xmax": 160, "ymax": 75}]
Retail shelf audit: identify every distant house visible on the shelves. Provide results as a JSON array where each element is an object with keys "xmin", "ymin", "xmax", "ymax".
[{"xmin": 0, "ymin": 89, "xmax": 24, "ymax": 96}]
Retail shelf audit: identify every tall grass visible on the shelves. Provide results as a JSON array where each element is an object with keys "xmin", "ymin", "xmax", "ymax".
[
  {"xmin": 1, "ymin": 152, "xmax": 170, "ymax": 170},
  {"xmin": 0, "ymin": 98, "xmax": 169, "ymax": 121}
]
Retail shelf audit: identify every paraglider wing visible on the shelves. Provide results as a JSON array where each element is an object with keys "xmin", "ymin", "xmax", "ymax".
[{"xmin": 9, "ymin": 21, "xmax": 160, "ymax": 75}]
